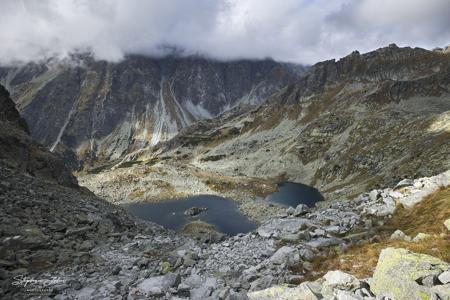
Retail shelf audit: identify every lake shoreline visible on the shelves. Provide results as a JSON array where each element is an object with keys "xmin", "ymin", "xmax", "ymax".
[
  {"xmin": 124, "ymin": 195, "xmax": 258, "ymax": 235},
  {"xmin": 123, "ymin": 181, "xmax": 325, "ymax": 234}
]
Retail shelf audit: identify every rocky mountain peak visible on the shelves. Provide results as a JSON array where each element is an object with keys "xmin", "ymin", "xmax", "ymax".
[{"xmin": 275, "ymin": 45, "xmax": 449, "ymax": 105}]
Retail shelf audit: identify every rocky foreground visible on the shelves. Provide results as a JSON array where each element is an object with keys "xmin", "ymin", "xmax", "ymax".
[
  {"xmin": 1, "ymin": 165, "xmax": 448, "ymax": 299},
  {"xmin": 248, "ymin": 247, "xmax": 450, "ymax": 300}
]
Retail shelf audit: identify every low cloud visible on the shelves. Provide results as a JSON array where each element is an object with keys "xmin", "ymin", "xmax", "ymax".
[{"xmin": 1, "ymin": 0, "xmax": 449, "ymax": 65}]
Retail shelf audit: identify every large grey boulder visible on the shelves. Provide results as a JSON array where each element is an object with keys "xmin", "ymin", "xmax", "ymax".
[
  {"xmin": 321, "ymin": 270, "xmax": 361, "ymax": 298},
  {"xmin": 294, "ymin": 204, "xmax": 311, "ymax": 216},
  {"xmin": 249, "ymin": 275, "xmax": 276, "ymax": 292},
  {"xmin": 371, "ymin": 248, "xmax": 449, "ymax": 300},
  {"xmin": 389, "ymin": 229, "xmax": 411, "ymax": 242},
  {"xmin": 306, "ymin": 237, "xmax": 344, "ymax": 248},
  {"xmin": 334, "ymin": 290, "xmax": 365, "ymax": 300},
  {"xmin": 363, "ymin": 201, "xmax": 396, "ymax": 217},
  {"xmin": 190, "ymin": 277, "xmax": 218, "ymax": 299},
  {"xmin": 368, "ymin": 190, "xmax": 380, "ymax": 201},
  {"xmin": 438, "ymin": 271, "xmax": 450, "ymax": 284},
  {"xmin": 269, "ymin": 246, "xmax": 300, "ymax": 266},
  {"xmin": 257, "ymin": 218, "xmax": 312, "ymax": 238},
  {"xmin": 132, "ymin": 273, "xmax": 180, "ymax": 296}
]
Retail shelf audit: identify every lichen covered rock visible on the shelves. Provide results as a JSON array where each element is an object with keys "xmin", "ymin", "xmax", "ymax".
[{"xmin": 371, "ymin": 248, "xmax": 449, "ymax": 300}]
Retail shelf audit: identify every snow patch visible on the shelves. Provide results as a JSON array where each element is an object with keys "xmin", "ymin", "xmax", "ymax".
[
  {"xmin": 169, "ymin": 82, "xmax": 192, "ymax": 127},
  {"xmin": 150, "ymin": 79, "xmax": 182, "ymax": 146},
  {"xmin": 150, "ymin": 99, "xmax": 164, "ymax": 146},
  {"xmin": 50, "ymin": 95, "xmax": 81, "ymax": 152},
  {"xmin": 184, "ymin": 100, "xmax": 213, "ymax": 119}
]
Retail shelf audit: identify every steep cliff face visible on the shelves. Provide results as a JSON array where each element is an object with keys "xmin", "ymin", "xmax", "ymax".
[
  {"xmin": 0, "ymin": 56, "xmax": 304, "ymax": 166},
  {"xmin": 0, "ymin": 84, "xmax": 77, "ymax": 186},
  {"xmin": 93, "ymin": 45, "xmax": 450, "ymax": 201}
]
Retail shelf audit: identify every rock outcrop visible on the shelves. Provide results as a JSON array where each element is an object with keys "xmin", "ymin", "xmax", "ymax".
[
  {"xmin": 248, "ymin": 247, "xmax": 450, "ymax": 300},
  {"xmin": 0, "ymin": 85, "xmax": 28, "ymax": 132},
  {"xmin": 0, "ymin": 85, "xmax": 76, "ymax": 186}
]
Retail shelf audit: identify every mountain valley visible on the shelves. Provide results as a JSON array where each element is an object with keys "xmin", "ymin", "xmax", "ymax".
[
  {"xmin": 78, "ymin": 45, "xmax": 450, "ymax": 222},
  {"xmin": 0, "ymin": 45, "xmax": 449, "ymax": 300}
]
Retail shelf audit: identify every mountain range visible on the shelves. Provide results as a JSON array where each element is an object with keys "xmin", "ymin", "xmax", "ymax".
[
  {"xmin": 61, "ymin": 45, "xmax": 450, "ymax": 209},
  {"xmin": 0, "ymin": 55, "xmax": 304, "ymax": 169}
]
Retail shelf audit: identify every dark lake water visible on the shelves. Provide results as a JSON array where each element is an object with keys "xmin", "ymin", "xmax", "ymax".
[
  {"xmin": 125, "ymin": 195, "xmax": 257, "ymax": 235},
  {"xmin": 265, "ymin": 182, "xmax": 324, "ymax": 208}
]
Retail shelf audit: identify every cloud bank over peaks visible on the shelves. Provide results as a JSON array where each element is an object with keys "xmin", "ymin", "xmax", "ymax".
[{"xmin": 1, "ymin": 0, "xmax": 449, "ymax": 65}]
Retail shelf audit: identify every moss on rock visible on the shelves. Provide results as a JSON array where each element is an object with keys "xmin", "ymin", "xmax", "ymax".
[{"xmin": 371, "ymin": 248, "xmax": 449, "ymax": 300}]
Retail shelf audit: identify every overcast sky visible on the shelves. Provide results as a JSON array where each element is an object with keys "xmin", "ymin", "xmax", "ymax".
[{"xmin": 1, "ymin": 0, "xmax": 449, "ymax": 65}]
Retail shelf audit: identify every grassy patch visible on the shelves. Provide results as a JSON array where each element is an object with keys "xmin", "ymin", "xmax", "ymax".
[
  {"xmin": 299, "ymin": 83, "xmax": 346, "ymax": 125},
  {"xmin": 128, "ymin": 188, "xmax": 145, "ymax": 199},
  {"xmin": 203, "ymin": 127, "xmax": 241, "ymax": 149},
  {"xmin": 140, "ymin": 166, "xmax": 168, "ymax": 176},
  {"xmin": 182, "ymin": 220, "xmax": 217, "ymax": 234}
]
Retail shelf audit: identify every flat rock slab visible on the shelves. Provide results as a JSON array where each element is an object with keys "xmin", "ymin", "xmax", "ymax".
[{"xmin": 257, "ymin": 218, "xmax": 314, "ymax": 238}]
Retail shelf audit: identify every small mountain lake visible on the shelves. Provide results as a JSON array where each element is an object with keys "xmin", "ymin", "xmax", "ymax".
[
  {"xmin": 265, "ymin": 182, "xmax": 324, "ymax": 208},
  {"xmin": 125, "ymin": 195, "xmax": 257, "ymax": 235}
]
